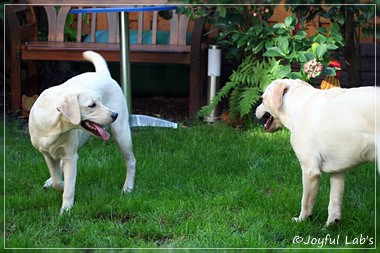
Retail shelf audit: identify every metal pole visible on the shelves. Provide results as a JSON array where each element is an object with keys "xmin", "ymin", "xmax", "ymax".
[
  {"xmin": 204, "ymin": 45, "xmax": 221, "ymax": 122},
  {"xmin": 120, "ymin": 11, "xmax": 132, "ymax": 112}
]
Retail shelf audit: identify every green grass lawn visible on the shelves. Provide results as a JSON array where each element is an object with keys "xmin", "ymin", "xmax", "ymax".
[{"xmin": 3, "ymin": 119, "xmax": 377, "ymax": 249}]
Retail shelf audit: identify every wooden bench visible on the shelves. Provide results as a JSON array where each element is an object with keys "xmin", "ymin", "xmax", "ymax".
[{"xmin": 5, "ymin": 4, "xmax": 208, "ymax": 118}]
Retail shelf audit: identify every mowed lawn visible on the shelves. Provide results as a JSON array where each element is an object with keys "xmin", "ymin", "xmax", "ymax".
[{"xmin": 4, "ymin": 119, "xmax": 377, "ymax": 249}]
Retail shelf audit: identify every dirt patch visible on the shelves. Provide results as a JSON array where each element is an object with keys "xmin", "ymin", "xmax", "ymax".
[{"xmin": 132, "ymin": 96, "xmax": 189, "ymax": 122}]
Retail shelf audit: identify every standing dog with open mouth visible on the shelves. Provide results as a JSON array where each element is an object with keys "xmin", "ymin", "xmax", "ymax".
[
  {"xmin": 29, "ymin": 51, "xmax": 136, "ymax": 214},
  {"xmin": 256, "ymin": 79, "xmax": 378, "ymax": 226}
]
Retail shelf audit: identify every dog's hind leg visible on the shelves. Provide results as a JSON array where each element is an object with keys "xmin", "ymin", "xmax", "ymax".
[
  {"xmin": 293, "ymin": 166, "xmax": 321, "ymax": 222},
  {"xmin": 326, "ymin": 172, "xmax": 345, "ymax": 226},
  {"xmin": 122, "ymin": 149, "xmax": 136, "ymax": 193},
  {"xmin": 111, "ymin": 118, "xmax": 136, "ymax": 193}
]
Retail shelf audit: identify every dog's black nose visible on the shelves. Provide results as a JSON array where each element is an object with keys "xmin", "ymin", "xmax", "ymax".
[{"xmin": 111, "ymin": 112, "xmax": 118, "ymax": 121}]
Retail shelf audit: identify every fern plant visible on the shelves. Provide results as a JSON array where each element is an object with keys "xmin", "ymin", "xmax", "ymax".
[{"xmin": 198, "ymin": 55, "xmax": 290, "ymax": 120}]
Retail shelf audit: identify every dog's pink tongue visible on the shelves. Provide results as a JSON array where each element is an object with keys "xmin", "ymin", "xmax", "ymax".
[
  {"xmin": 93, "ymin": 124, "xmax": 110, "ymax": 141},
  {"xmin": 264, "ymin": 116, "xmax": 272, "ymax": 132}
]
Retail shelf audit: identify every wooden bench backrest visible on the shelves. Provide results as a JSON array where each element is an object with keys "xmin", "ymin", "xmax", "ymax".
[
  {"xmin": 6, "ymin": 5, "xmax": 38, "ymax": 47},
  {"xmin": 43, "ymin": 6, "xmax": 190, "ymax": 46}
]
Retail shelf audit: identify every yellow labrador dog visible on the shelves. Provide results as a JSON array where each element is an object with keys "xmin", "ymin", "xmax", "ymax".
[
  {"xmin": 256, "ymin": 79, "xmax": 378, "ymax": 226},
  {"xmin": 29, "ymin": 51, "xmax": 136, "ymax": 214}
]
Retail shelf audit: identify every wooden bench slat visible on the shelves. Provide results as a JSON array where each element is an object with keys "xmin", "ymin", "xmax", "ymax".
[
  {"xmin": 76, "ymin": 8, "xmax": 83, "ymax": 43},
  {"xmin": 90, "ymin": 12, "xmax": 97, "ymax": 43},
  {"xmin": 169, "ymin": 13, "xmax": 179, "ymax": 46},
  {"xmin": 132, "ymin": 44, "xmax": 191, "ymax": 53},
  {"xmin": 107, "ymin": 12, "xmax": 118, "ymax": 43},
  {"xmin": 152, "ymin": 11, "xmax": 158, "ymax": 44},
  {"xmin": 137, "ymin": 12, "xmax": 143, "ymax": 44},
  {"xmin": 21, "ymin": 42, "xmax": 191, "ymax": 64},
  {"xmin": 56, "ymin": 6, "xmax": 71, "ymax": 42},
  {"xmin": 44, "ymin": 6, "xmax": 57, "ymax": 41},
  {"xmin": 22, "ymin": 41, "xmax": 191, "ymax": 53},
  {"xmin": 21, "ymin": 41, "xmax": 119, "ymax": 51},
  {"xmin": 179, "ymin": 15, "xmax": 190, "ymax": 46}
]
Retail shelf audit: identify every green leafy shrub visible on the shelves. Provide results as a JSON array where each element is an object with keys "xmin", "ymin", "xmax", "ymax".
[
  {"xmin": 220, "ymin": 14, "xmax": 344, "ymax": 81},
  {"xmin": 263, "ymin": 15, "xmax": 343, "ymax": 80},
  {"xmin": 199, "ymin": 13, "xmax": 344, "ymax": 122},
  {"xmin": 198, "ymin": 56, "xmax": 290, "ymax": 119}
]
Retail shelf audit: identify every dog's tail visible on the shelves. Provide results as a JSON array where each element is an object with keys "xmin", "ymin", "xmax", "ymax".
[{"xmin": 82, "ymin": 51, "xmax": 111, "ymax": 77}]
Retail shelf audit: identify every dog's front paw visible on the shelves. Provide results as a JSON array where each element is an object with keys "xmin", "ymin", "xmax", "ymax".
[
  {"xmin": 122, "ymin": 179, "xmax": 134, "ymax": 193},
  {"xmin": 43, "ymin": 178, "xmax": 53, "ymax": 188},
  {"xmin": 293, "ymin": 214, "xmax": 312, "ymax": 223},
  {"xmin": 324, "ymin": 218, "xmax": 340, "ymax": 228},
  {"xmin": 60, "ymin": 202, "xmax": 73, "ymax": 215},
  {"xmin": 292, "ymin": 217, "xmax": 301, "ymax": 222},
  {"xmin": 59, "ymin": 206, "xmax": 71, "ymax": 215},
  {"xmin": 122, "ymin": 186, "xmax": 133, "ymax": 193},
  {"xmin": 43, "ymin": 178, "xmax": 64, "ymax": 191}
]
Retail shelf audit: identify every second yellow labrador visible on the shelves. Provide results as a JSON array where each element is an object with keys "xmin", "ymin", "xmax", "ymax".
[{"xmin": 256, "ymin": 79, "xmax": 378, "ymax": 226}]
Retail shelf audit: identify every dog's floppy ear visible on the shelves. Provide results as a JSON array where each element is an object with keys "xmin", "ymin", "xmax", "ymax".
[
  {"xmin": 273, "ymin": 82, "xmax": 288, "ymax": 109},
  {"xmin": 57, "ymin": 95, "xmax": 81, "ymax": 125}
]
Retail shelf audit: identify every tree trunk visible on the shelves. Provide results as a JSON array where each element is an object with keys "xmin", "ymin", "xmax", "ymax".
[{"xmin": 343, "ymin": 7, "xmax": 362, "ymax": 88}]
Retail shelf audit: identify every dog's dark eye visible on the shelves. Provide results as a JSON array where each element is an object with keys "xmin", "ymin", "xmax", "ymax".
[{"xmin": 89, "ymin": 103, "xmax": 96, "ymax": 108}]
